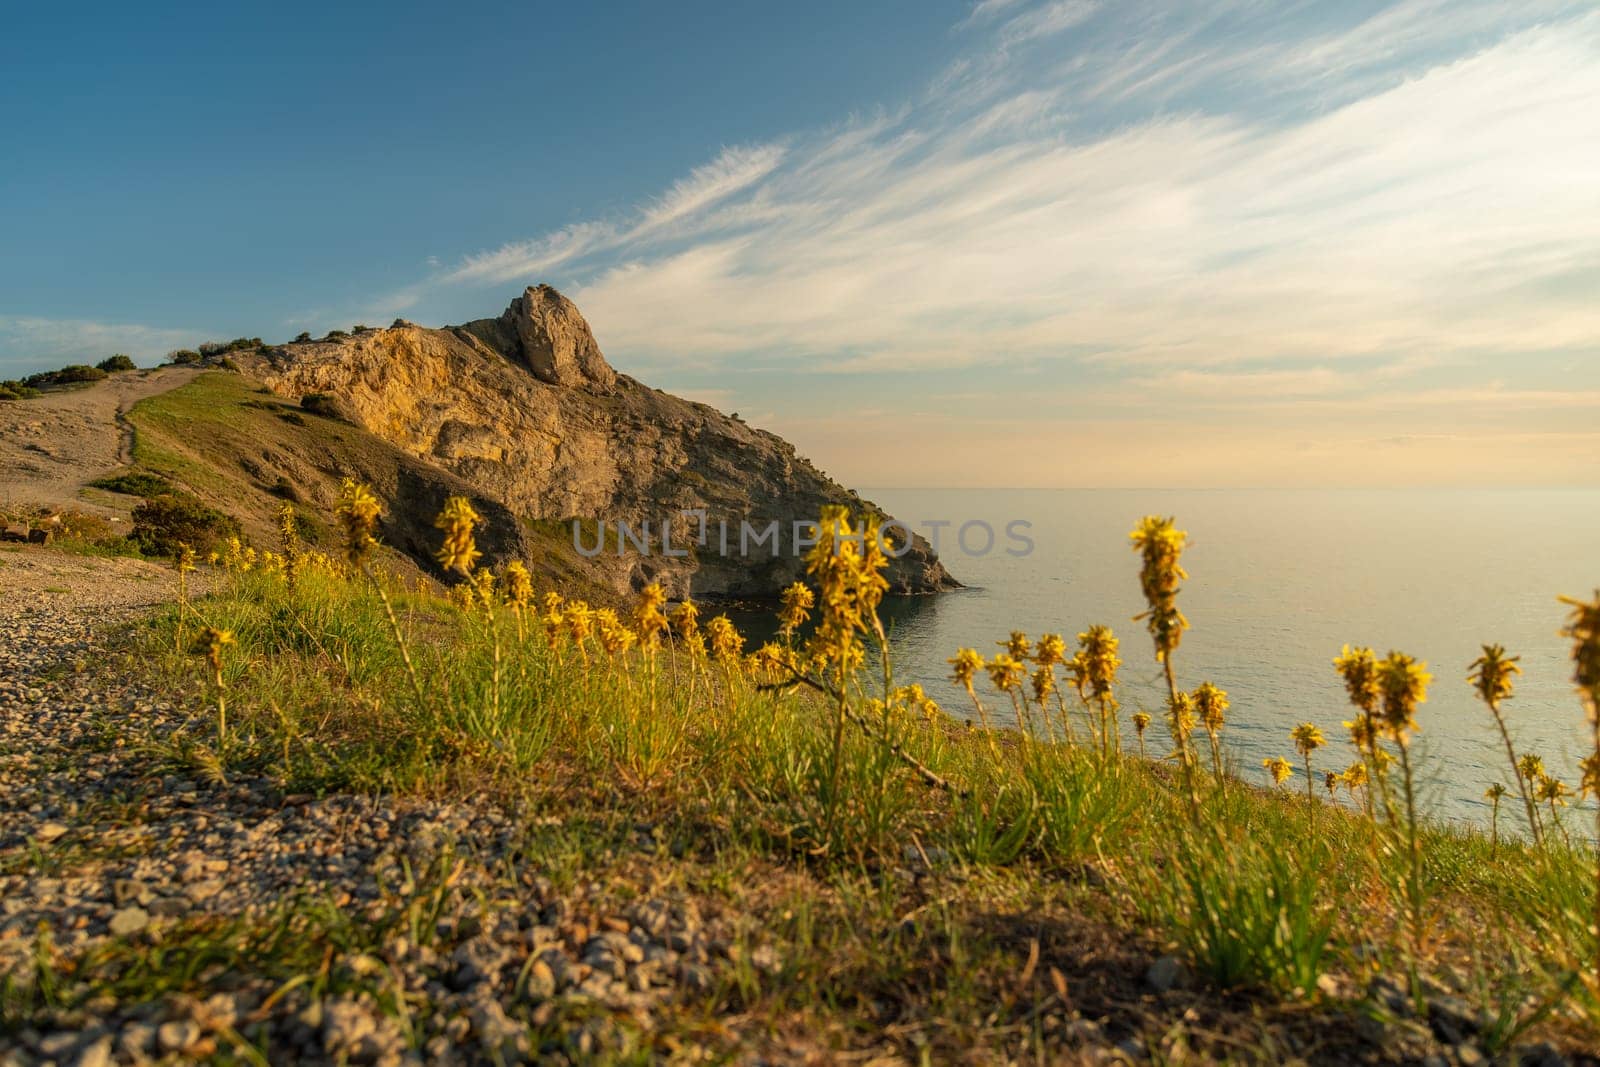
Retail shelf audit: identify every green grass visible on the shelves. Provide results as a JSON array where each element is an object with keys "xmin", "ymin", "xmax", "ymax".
[{"xmin": 107, "ymin": 550, "xmax": 1598, "ymax": 1058}]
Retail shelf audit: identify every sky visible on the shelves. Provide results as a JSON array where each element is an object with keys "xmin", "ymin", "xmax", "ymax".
[{"xmin": 3, "ymin": 0, "xmax": 1597, "ymax": 488}]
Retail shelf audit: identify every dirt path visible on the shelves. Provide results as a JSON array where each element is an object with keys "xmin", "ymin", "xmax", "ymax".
[{"xmin": 0, "ymin": 367, "xmax": 198, "ymax": 515}]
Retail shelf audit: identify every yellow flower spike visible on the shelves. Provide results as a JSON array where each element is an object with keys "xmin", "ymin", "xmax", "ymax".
[
  {"xmin": 633, "ymin": 583, "xmax": 670, "ymax": 650},
  {"xmin": 334, "ymin": 479, "xmax": 382, "ymax": 566},
  {"xmin": 1130, "ymin": 516, "xmax": 1189, "ymax": 662},
  {"xmin": 433, "ymin": 495, "xmax": 482, "ymax": 577},
  {"xmin": 949, "ymin": 648, "xmax": 984, "ymax": 692},
  {"xmin": 1030, "ymin": 665, "xmax": 1055, "ymax": 704},
  {"xmin": 188, "ymin": 626, "xmax": 235, "ymax": 673},
  {"xmin": 176, "ymin": 543, "xmax": 196, "ymax": 575},
  {"xmin": 1132, "ymin": 711, "xmax": 1151, "ymax": 736},
  {"xmin": 1559, "ymin": 590, "xmax": 1600, "ymax": 723},
  {"xmin": 1077, "ymin": 626, "xmax": 1120, "ymax": 698},
  {"xmin": 1035, "ymin": 633, "xmax": 1066, "ymax": 668},
  {"xmin": 1375, "ymin": 651, "xmax": 1430, "ymax": 741},
  {"xmin": 1263, "ymin": 756, "xmax": 1294, "ymax": 786},
  {"xmin": 1324, "ymin": 770, "xmax": 1340, "ymax": 797},
  {"xmin": 1000, "ymin": 630, "xmax": 1031, "ymax": 661},
  {"xmin": 1167, "ymin": 690, "xmax": 1198, "ymax": 743},
  {"xmin": 502, "ymin": 561, "xmax": 533, "ymax": 609},
  {"xmin": 1578, "ymin": 753, "xmax": 1600, "ymax": 800},
  {"xmin": 1343, "ymin": 761, "xmax": 1369, "ymax": 791},
  {"xmin": 1333, "ymin": 645, "xmax": 1381, "ymax": 718},
  {"xmin": 708, "ymin": 615, "xmax": 745, "ymax": 661},
  {"xmin": 1291, "ymin": 722, "xmax": 1326, "ymax": 758},
  {"xmin": 777, "ymin": 582, "xmax": 815, "ymax": 637},
  {"xmin": 1484, "ymin": 782, "xmax": 1508, "ymax": 802},
  {"xmin": 1517, "ymin": 753, "xmax": 1546, "ymax": 783},
  {"xmin": 1535, "ymin": 774, "xmax": 1574, "ymax": 807},
  {"xmin": 1194, "ymin": 681, "xmax": 1228, "ymax": 732},
  {"xmin": 986, "ymin": 652, "xmax": 1025, "ymax": 693},
  {"xmin": 1468, "ymin": 643, "xmax": 1521, "ymax": 706}
]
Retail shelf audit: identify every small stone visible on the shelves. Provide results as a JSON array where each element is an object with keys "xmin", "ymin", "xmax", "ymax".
[
  {"xmin": 1456, "ymin": 1045, "xmax": 1486, "ymax": 1067},
  {"xmin": 1144, "ymin": 955, "xmax": 1184, "ymax": 993},
  {"xmin": 69, "ymin": 1035, "xmax": 114, "ymax": 1067},
  {"xmin": 523, "ymin": 959, "xmax": 557, "ymax": 1000},
  {"xmin": 157, "ymin": 1019, "xmax": 201, "ymax": 1052},
  {"xmin": 1315, "ymin": 973, "xmax": 1339, "ymax": 999},
  {"xmin": 108, "ymin": 906, "xmax": 150, "ymax": 937},
  {"xmin": 36, "ymin": 823, "xmax": 69, "ymax": 844}
]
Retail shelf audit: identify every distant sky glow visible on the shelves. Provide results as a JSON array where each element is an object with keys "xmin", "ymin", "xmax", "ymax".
[{"xmin": 3, "ymin": 1, "xmax": 1596, "ymax": 486}]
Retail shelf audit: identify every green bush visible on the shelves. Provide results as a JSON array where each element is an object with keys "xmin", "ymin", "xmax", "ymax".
[
  {"xmin": 168, "ymin": 349, "xmax": 202, "ymax": 365},
  {"xmin": 89, "ymin": 471, "xmax": 175, "ymax": 498},
  {"xmin": 293, "ymin": 332, "xmax": 312, "ymax": 344},
  {"xmin": 97, "ymin": 354, "xmax": 137, "ymax": 372},
  {"xmin": 0, "ymin": 379, "xmax": 40, "ymax": 401},
  {"xmin": 25, "ymin": 364, "xmax": 107, "ymax": 387},
  {"xmin": 129, "ymin": 492, "xmax": 241, "ymax": 557}
]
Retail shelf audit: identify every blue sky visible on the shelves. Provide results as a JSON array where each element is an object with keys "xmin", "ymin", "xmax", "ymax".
[{"xmin": 4, "ymin": 1, "xmax": 1597, "ymax": 486}]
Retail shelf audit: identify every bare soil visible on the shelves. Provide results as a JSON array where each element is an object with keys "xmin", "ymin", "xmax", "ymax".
[{"xmin": 0, "ymin": 368, "xmax": 199, "ymax": 515}]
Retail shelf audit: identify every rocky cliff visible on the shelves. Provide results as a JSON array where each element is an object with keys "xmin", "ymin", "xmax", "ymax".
[{"xmin": 241, "ymin": 286, "xmax": 957, "ymax": 599}]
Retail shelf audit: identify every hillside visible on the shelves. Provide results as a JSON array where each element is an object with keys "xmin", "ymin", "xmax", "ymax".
[{"xmin": 237, "ymin": 286, "xmax": 957, "ymax": 598}]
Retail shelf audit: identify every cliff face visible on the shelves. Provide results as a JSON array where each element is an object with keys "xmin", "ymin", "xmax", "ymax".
[{"xmin": 243, "ymin": 286, "xmax": 957, "ymax": 598}]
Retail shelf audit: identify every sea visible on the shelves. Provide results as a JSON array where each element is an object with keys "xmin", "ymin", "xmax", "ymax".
[{"xmin": 749, "ymin": 488, "xmax": 1600, "ymax": 830}]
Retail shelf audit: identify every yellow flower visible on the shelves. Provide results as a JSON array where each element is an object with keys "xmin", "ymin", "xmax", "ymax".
[
  {"xmin": 1375, "ymin": 651, "xmax": 1430, "ymax": 740},
  {"xmin": 175, "ymin": 542, "xmax": 196, "ymax": 575},
  {"xmin": 1333, "ymin": 644, "xmax": 1380, "ymax": 717},
  {"xmin": 1517, "ymin": 753, "xmax": 1546, "ymax": 783},
  {"xmin": 633, "ymin": 583, "xmax": 670, "ymax": 649},
  {"xmin": 1193, "ymin": 681, "xmax": 1228, "ymax": 732},
  {"xmin": 1344, "ymin": 714, "xmax": 1379, "ymax": 753},
  {"xmin": 708, "ymin": 615, "xmax": 745, "ymax": 660},
  {"xmin": 1484, "ymin": 782, "xmax": 1508, "ymax": 802},
  {"xmin": 1035, "ymin": 633, "xmax": 1066, "ymax": 668},
  {"xmin": 501, "ymin": 561, "xmax": 533, "ymax": 608},
  {"xmin": 1324, "ymin": 770, "xmax": 1340, "ymax": 796},
  {"xmin": 335, "ymin": 479, "xmax": 382, "ymax": 565},
  {"xmin": 1535, "ymin": 774, "xmax": 1573, "ymax": 807},
  {"xmin": 1263, "ymin": 756, "xmax": 1294, "ymax": 786},
  {"xmin": 1076, "ymin": 625, "xmax": 1120, "ymax": 698},
  {"xmin": 777, "ymin": 581, "xmax": 815, "ymax": 637},
  {"xmin": 1291, "ymin": 722, "xmax": 1326, "ymax": 757},
  {"xmin": 986, "ymin": 652, "xmax": 1025, "ymax": 693},
  {"xmin": 1132, "ymin": 710, "xmax": 1151, "ymax": 737},
  {"xmin": 433, "ymin": 496, "xmax": 482, "ymax": 577},
  {"xmin": 1342, "ymin": 761, "xmax": 1369, "ymax": 791},
  {"xmin": 1031, "ymin": 665, "xmax": 1055, "ymax": 703},
  {"xmin": 1467, "ymin": 643, "xmax": 1521, "ymax": 706},
  {"xmin": 1000, "ymin": 630, "xmax": 1031, "ymax": 661},
  {"xmin": 1130, "ymin": 516, "xmax": 1189, "ymax": 662},
  {"xmin": 1579, "ymin": 752, "xmax": 1600, "ymax": 800},
  {"xmin": 1559, "ymin": 590, "xmax": 1600, "ymax": 720},
  {"xmin": 188, "ymin": 626, "xmax": 235, "ymax": 675},
  {"xmin": 949, "ymin": 648, "xmax": 984, "ymax": 691},
  {"xmin": 1167, "ymin": 690, "xmax": 1197, "ymax": 742}
]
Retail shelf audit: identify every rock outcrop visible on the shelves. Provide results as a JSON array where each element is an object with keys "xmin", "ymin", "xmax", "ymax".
[{"xmin": 241, "ymin": 287, "xmax": 957, "ymax": 599}]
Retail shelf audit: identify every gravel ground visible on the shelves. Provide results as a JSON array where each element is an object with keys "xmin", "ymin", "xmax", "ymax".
[
  {"xmin": 0, "ymin": 554, "xmax": 761, "ymax": 1065},
  {"xmin": 0, "ymin": 550, "xmax": 1588, "ymax": 1066}
]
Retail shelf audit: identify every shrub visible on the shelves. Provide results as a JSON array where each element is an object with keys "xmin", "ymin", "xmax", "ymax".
[
  {"xmin": 300, "ymin": 392, "xmax": 350, "ymax": 421},
  {"xmin": 324, "ymin": 329, "xmax": 348, "ymax": 341},
  {"xmin": 0, "ymin": 380, "xmax": 40, "ymax": 401},
  {"xmin": 89, "ymin": 471, "xmax": 174, "ymax": 498},
  {"xmin": 97, "ymin": 354, "xmax": 137, "ymax": 372},
  {"xmin": 216, "ymin": 357, "xmax": 241, "ymax": 372},
  {"xmin": 129, "ymin": 492, "xmax": 241, "ymax": 557},
  {"xmin": 168, "ymin": 349, "xmax": 202, "ymax": 365},
  {"xmin": 293, "ymin": 332, "xmax": 312, "ymax": 344}
]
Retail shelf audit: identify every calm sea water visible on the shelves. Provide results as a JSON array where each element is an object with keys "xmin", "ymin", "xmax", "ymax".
[{"xmin": 772, "ymin": 489, "xmax": 1600, "ymax": 829}]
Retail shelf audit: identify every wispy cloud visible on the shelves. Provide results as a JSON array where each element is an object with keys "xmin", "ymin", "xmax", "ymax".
[
  {"xmin": 404, "ymin": 0, "xmax": 1600, "ymax": 485},
  {"xmin": 0, "ymin": 315, "xmax": 199, "ymax": 372}
]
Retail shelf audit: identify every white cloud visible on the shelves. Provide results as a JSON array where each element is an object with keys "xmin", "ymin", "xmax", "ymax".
[
  {"xmin": 0, "ymin": 316, "xmax": 199, "ymax": 373},
  {"xmin": 401, "ymin": 0, "xmax": 1600, "ymax": 485}
]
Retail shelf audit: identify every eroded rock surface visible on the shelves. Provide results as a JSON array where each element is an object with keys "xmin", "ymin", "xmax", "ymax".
[{"xmin": 243, "ymin": 287, "xmax": 957, "ymax": 598}]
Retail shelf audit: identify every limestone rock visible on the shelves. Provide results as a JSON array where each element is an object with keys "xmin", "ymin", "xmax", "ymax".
[{"xmin": 242, "ymin": 286, "xmax": 957, "ymax": 598}]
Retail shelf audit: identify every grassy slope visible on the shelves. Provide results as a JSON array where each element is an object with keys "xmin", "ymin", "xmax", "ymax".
[
  {"xmin": 120, "ymin": 371, "xmax": 614, "ymax": 599},
  {"xmin": 46, "ymin": 551, "xmax": 1594, "ymax": 1063}
]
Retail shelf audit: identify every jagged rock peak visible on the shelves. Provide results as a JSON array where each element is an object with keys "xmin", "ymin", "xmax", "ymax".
[{"xmin": 458, "ymin": 284, "xmax": 617, "ymax": 391}]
